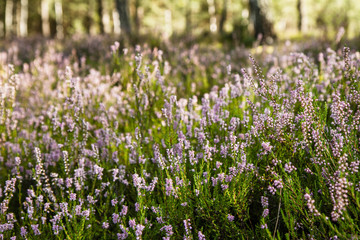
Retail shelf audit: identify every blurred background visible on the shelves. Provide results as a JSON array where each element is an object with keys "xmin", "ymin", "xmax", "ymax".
[{"xmin": 0, "ymin": 0, "xmax": 359, "ymax": 47}]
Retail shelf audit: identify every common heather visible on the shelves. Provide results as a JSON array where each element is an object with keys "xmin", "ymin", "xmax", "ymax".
[{"xmin": 0, "ymin": 39, "xmax": 359, "ymax": 239}]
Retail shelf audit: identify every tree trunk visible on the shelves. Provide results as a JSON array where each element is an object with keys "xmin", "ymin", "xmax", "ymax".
[
  {"xmin": 97, "ymin": 0, "xmax": 104, "ymax": 34},
  {"xmin": 185, "ymin": 0, "xmax": 191, "ymax": 36},
  {"xmin": 16, "ymin": 0, "xmax": 20, "ymax": 36},
  {"xmin": 85, "ymin": 0, "xmax": 96, "ymax": 34},
  {"xmin": 54, "ymin": 0, "xmax": 64, "ymax": 39},
  {"xmin": 5, "ymin": 0, "xmax": 14, "ymax": 37},
  {"xmin": 134, "ymin": 0, "xmax": 140, "ymax": 36},
  {"xmin": 41, "ymin": 0, "xmax": 50, "ymax": 37},
  {"xmin": 297, "ymin": 0, "xmax": 302, "ymax": 32},
  {"xmin": 19, "ymin": 0, "xmax": 28, "ymax": 37},
  {"xmin": 219, "ymin": 0, "xmax": 227, "ymax": 34},
  {"xmin": 249, "ymin": 0, "xmax": 275, "ymax": 42},
  {"xmin": 0, "ymin": 1, "xmax": 4, "ymax": 38},
  {"xmin": 115, "ymin": 0, "xmax": 131, "ymax": 37}
]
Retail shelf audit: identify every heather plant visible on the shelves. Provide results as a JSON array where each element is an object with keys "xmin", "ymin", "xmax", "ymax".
[{"xmin": 0, "ymin": 39, "xmax": 359, "ymax": 240}]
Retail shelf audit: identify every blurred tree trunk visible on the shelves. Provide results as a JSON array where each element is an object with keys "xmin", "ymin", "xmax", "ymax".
[
  {"xmin": 97, "ymin": 0, "xmax": 104, "ymax": 34},
  {"xmin": 0, "ymin": 1, "xmax": 4, "ymax": 37},
  {"xmin": 85, "ymin": 0, "xmax": 96, "ymax": 34},
  {"xmin": 219, "ymin": 0, "xmax": 227, "ymax": 34},
  {"xmin": 54, "ymin": 0, "xmax": 63, "ymax": 38},
  {"xmin": 19, "ymin": 0, "xmax": 28, "ymax": 37},
  {"xmin": 16, "ymin": 0, "xmax": 20, "ymax": 36},
  {"xmin": 115, "ymin": 0, "xmax": 131, "ymax": 36},
  {"xmin": 185, "ymin": 0, "xmax": 191, "ymax": 36},
  {"xmin": 134, "ymin": 0, "xmax": 140, "ymax": 36},
  {"xmin": 41, "ymin": 0, "xmax": 50, "ymax": 37},
  {"xmin": 297, "ymin": 0, "xmax": 302, "ymax": 32},
  {"xmin": 5, "ymin": 0, "xmax": 14, "ymax": 37},
  {"xmin": 249, "ymin": 0, "xmax": 275, "ymax": 42}
]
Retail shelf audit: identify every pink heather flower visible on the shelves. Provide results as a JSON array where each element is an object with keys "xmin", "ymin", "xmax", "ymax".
[
  {"xmin": 151, "ymin": 206, "xmax": 159, "ymax": 214},
  {"xmin": 189, "ymin": 150, "xmax": 197, "ymax": 165},
  {"xmin": 261, "ymin": 196, "xmax": 269, "ymax": 208},
  {"xmin": 147, "ymin": 177, "xmax": 158, "ymax": 192},
  {"xmin": 304, "ymin": 168, "xmax": 313, "ymax": 174},
  {"xmin": 261, "ymin": 224, "xmax": 268, "ymax": 229},
  {"xmin": 20, "ymin": 227, "xmax": 27, "ymax": 237},
  {"xmin": 52, "ymin": 224, "xmax": 61, "ymax": 235},
  {"xmin": 82, "ymin": 209, "xmax": 90, "ymax": 220},
  {"xmin": 110, "ymin": 41, "xmax": 120, "ymax": 54},
  {"xmin": 93, "ymin": 164, "xmax": 104, "ymax": 180},
  {"xmin": 69, "ymin": 193, "xmax": 76, "ymax": 201},
  {"xmin": 31, "ymin": 224, "xmax": 41, "ymax": 235},
  {"xmin": 65, "ymin": 178, "xmax": 73, "ymax": 188},
  {"xmin": 129, "ymin": 219, "xmax": 136, "ymax": 229},
  {"xmin": 268, "ymin": 185, "xmax": 276, "ymax": 195},
  {"xmin": 160, "ymin": 225, "xmax": 174, "ymax": 237},
  {"xmin": 261, "ymin": 142, "xmax": 273, "ymax": 153},
  {"xmin": 102, "ymin": 222, "xmax": 109, "ymax": 229},
  {"xmin": 75, "ymin": 205, "xmax": 82, "ymax": 216},
  {"xmin": 220, "ymin": 145, "xmax": 228, "ymax": 158},
  {"xmin": 284, "ymin": 162, "xmax": 297, "ymax": 173},
  {"xmin": 175, "ymin": 177, "xmax": 184, "ymax": 187},
  {"xmin": 135, "ymin": 224, "xmax": 145, "ymax": 239},
  {"xmin": 87, "ymin": 195, "xmax": 97, "ymax": 204},
  {"xmin": 60, "ymin": 202, "xmax": 69, "ymax": 216},
  {"xmin": 135, "ymin": 203, "xmax": 140, "ymax": 212},
  {"xmin": 165, "ymin": 178, "xmax": 174, "ymax": 196},
  {"xmin": 183, "ymin": 219, "xmax": 192, "ymax": 236},
  {"xmin": 304, "ymin": 193, "xmax": 320, "ymax": 217},
  {"xmin": 227, "ymin": 64, "xmax": 232, "ymax": 75},
  {"xmin": 217, "ymin": 173, "xmax": 225, "ymax": 182},
  {"xmin": 15, "ymin": 157, "xmax": 21, "ymax": 166},
  {"xmin": 198, "ymin": 231, "xmax": 206, "ymax": 240},
  {"xmin": 112, "ymin": 213, "xmax": 120, "ymax": 224},
  {"xmin": 227, "ymin": 214, "xmax": 235, "ymax": 221},
  {"xmin": 120, "ymin": 205, "xmax": 128, "ymax": 216},
  {"xmin": 117, "ymin": 232, "xmax": 128, "ymax": 240},
  {"xmin": 0, "ymin": 223, "xmax": 14, "ymax": 232},
  {"xmin": 6, "ymin": 213, "xmax": 14, "ymax": 222},
  {"xmin": 272, "ymin": 158, "xmax": 281, "ymax": 166},
  {"xmin": 156, "ymin": 217, "xmax": 164, "ymax": 224},
  {"xmin": 211, "ymin": 177, "xmax": 218, "ymax": 186},
  {"xmin": 329, "ymin": 176, "xmax": 348, "ymax": 221},
  {"xmin": 350, "ymin": 160, "xmax": 359, "ymax": 174},
  {"xmin": 4, "ymin": 178, "xmax": 16, "ymax": 197},
  {"xmin": 274, "ymin": 180, "xmax": 283, "ymax": 189},
  {"xmin": 111, "ymin": 199, "xmax": 118, "ymax": 206},
  {"xmin": 262, "ymin": 209, "xmax": 269, "ymax": 218}
]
